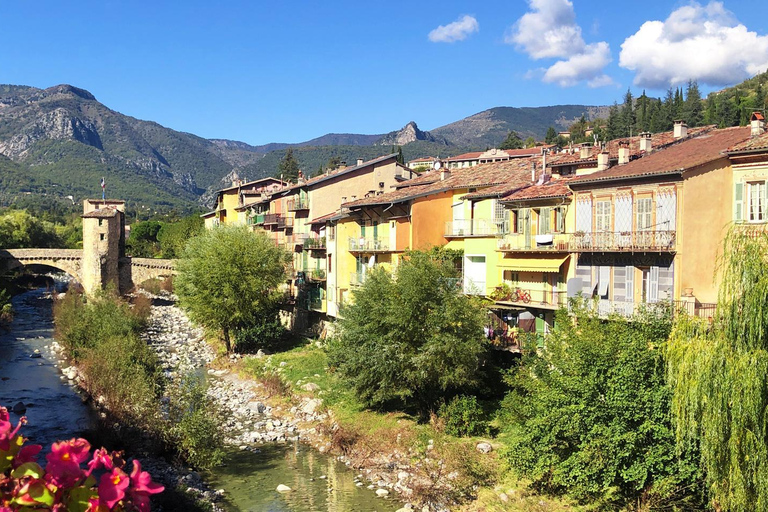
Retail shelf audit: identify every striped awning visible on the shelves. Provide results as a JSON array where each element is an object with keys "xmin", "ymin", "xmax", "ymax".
[{"xmin": 503, "ymin": 256, "xmax": 567, "ymax": 273}]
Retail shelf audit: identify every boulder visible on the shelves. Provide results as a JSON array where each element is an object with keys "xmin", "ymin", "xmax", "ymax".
[
  {"xmin": 476, "ymin": 442, "xmax": 493, "ymax": 454},
  {"xmin": 301, "ymin": 398, "xmax": 323, "ymax": 415},
  {"xmin": 301, "ymin": 382, "xmax": 320, "ymax": 392},
  {"xmin": 276, "ymin": 484, "xmax": 291, "ymax": 492},
  {"xmin": 375, "ymin": 488, "xmax": 389, "ymax": 497},
  {"xmin": 11, "ymin": 402, "xmax": 26, "ymax": 414}
]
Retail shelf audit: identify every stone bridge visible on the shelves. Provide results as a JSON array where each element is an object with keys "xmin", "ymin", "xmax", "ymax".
[
  {"xmin": 0, "ymin": 199, "xmax": 177, "ymax": 296},
  {"xmin": 0, "ymin": 249, "xmax": 176, "ymax": 295}
]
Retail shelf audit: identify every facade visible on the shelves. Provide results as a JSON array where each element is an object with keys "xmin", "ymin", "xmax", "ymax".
[
  {"xmin": 202, "ymin": 177, "xmax": 286, "ymax": 229},
  {"xmin": 445, "ymin": 146, "xmax": 550, "ymax": 169}
]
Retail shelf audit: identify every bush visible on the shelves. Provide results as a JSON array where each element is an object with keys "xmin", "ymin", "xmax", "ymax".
[
  {"xmin": 439, "ymin": 395, "xmax": 488, "ymax": 437},
  {"xmin": 167, "ymin": 376, "xmax": 224, "ymax": 469},
  {"xmin": 234, "ymin": 313, "xmax": 287, "ymax": 353},
  {"xmin": 500, "ymin": 303, "xmax": 703, "ymax": 508},
  {"xmin": 327, "ymin": 250, "xmax": 488, "ymax": 414}
]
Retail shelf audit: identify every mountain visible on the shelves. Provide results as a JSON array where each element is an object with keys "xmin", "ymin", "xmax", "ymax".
[
  {"xmin": 375, "ymin": 121, "xmax": 444, "ymax": 146},
  {"xmin": 0, "ymin": 84, "xmax": 264, "ymax": 213}
]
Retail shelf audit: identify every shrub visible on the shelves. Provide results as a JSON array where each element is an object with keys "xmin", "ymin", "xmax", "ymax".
[
  {"xmin": 139, "ymin": 278, "xmax": 163, "ymax": 295},
  {"xmin": 166, "ymin": 376, "xmax": 224, "ymax": 469},
  {"xmin": 439, "ymin": 395, "xmax": 488, "ymax": 437},
  {"xmin": 234, "ymin": 313, "xmax": 287, "ymax": 353}
]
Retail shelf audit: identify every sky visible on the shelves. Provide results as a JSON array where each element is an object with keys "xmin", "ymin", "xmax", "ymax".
[{"xmin": 1, "ymin": 0, "xmax": 768, "ymax": 145}]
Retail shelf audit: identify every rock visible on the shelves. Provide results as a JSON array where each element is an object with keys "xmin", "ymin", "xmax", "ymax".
[
  {"xmin": 375, "ymin": 488, "xmax": 390, "ymax": 497},
  {"xmin": 11, "ymin": 402, "xmax": 26, "ymax": 414},
  {"xmin": 301, "ymin": 398, "xmax": 323, "ymax": 415},
  {"xmin": 30, "ymin": 353, "xmax": 42, "ymax": 359},
  {"xmin": 476, "ymin": 442, "xmax": 493, "ymax": 454},
  {"xmin": 256, "ymin": 349, "xmax": 266, "ymax": 358},
  {"xmin": 276, "ymin": 484, "xmax": 291, "ymax": 492},
  {"xmin": 279, "ymin": 361, "xmax": 287, "ymax": 367},
  {"xmin": 301, "ymin": 382, "xmax": 320, "ymax": 392}
]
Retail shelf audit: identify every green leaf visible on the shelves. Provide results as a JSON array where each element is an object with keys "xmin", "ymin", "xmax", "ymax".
[
  {"xmin": 11, "ymin": 462, "xmax": 44, "ymax": 479},
  {"xmin": 66, "ymin": 486, "xmax": 97, "ymax": 512}
]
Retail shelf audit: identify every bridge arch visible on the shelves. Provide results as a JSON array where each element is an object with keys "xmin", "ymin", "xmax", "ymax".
[{"xmin": 0, "ymin": 249, "xmax": 84, "ymax": 284}]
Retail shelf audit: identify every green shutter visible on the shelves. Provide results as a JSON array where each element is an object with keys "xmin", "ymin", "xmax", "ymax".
[
  {"xmin": 360, "ymin": 223, "xmax": 366, "ymax": 237},
  {"xmin": 734, "ymin": 182, "xmax": 744, "ymax": 222}
]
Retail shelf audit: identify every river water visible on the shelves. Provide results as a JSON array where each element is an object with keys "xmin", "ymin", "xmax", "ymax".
[{"xmin": 0, "ymin": 286, "xmax": 402, "ymax": 512}]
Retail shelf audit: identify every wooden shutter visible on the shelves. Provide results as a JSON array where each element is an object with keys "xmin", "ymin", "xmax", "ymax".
[
  {"xmin": 649, "ymin": 266, "xmax": 659, "ymax": 303},
  {"xmin": 734, "ymin": 182, "xmax": 744, "ymax": 222},
  {"xmin": 517, "ymin": 208, "xmax": 529, "ymax": 234},
  {"xmin": 555, "ymin": 207, "xmax": 565, "ymax": 233},
  {"xmin": 539, "ymin": 207, "xmax": 551, "ymax": 234},
  {"xmin": 625, "ymin": 266, "xmax": 634, "ymax": 303}
]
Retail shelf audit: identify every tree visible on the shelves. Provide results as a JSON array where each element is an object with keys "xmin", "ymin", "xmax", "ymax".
[
  {"xmin": 0, "ymin": 210, "xmax": 62, "ymax": 248},
  {"xmin": 175, "ymin": 226, "xmax": 290, "ymax": 353},
  {"xmin": 683, "ymin": 80, "xmax": 703, "ymax": 127},
  {"xmin": 619, "ymin": 89, "xmax": 635, "ymax": 137},
  {"xmin": 523, "ymin": 136, "xmax": 536, "ymax": 148},
  {"xmin": 396, "ymin": 146, "xmax": 404, "ymax": 165},
  {"xmin": 545, "ymin": 126, "xmax": 558, "ymax": 144},
  {"xmin": 156, "ymin": 215, "xmax": 203, "ymax": 258},
  {"xmin": 503, "ymin": 303, "xmax": 703, "ymax": 508},
  {"xmin": 327, "ymin": 250, "xmax": 488, "ymax": 414},
  {"xmin": 499, "ymin": 130, "xmax": 524, "ymax": 150},
  {"xmin": 668, "ymin": 229, "xmax": 768, "ymax": 512},
  {"xmin": 277, "ymin": 148, "xmax": 300, "ymax": 182},
  {"xmin": 126, "ymin": 220, "xmax": 162, "ymax": 257}
]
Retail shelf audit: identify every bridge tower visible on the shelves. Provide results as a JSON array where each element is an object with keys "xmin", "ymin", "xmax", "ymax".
[{"xmin": 81, "ymin": 200, "xmax": 126, "ymax": 296}]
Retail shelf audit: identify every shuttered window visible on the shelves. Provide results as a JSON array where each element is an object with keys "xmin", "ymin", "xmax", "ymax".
[
  {"xmin": 649, "ymin": 266, "xmax": 659, "ymax": 303},
  {"xmin": 625, "ymin": 266, "xmax": 634, "ymax": 303},
  {"xmin": 517, "ymin": 208, "xmax": 530, "ymax": 234},
  {"xmin": 734, "ymin": 182, "xmax": 744, "ymax": 222},
  {"xmin": 538, "ymin": 207, "xmax": 551, "ymax": 234},
  {"xmin": 747, "ymin": 181, "xmax": 767, "ymax": 222},
  {"xmin": 636, "ymin": 198, "xmax": 653, "ymax": 230},
  {"xmin": 595, "ymin": 201, "xmax": 611, "ymax": 232},
  {"xmin": 555, "ymin": 207, "xmax": 565, "ymax": 233}
]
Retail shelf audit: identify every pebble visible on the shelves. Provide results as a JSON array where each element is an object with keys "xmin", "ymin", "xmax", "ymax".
[{"xmin": 276, "ymin": 484, "xmax": 291, "ymax": 492}]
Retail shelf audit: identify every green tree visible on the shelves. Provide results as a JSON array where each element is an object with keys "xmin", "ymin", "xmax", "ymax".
[
  {"xmin": 545, "ymin": 126, "xmax": 558, "ymax": 144},
  {"xmin": 605, "ymin": 102, "xmax": 621, "ymax": 140},
  {"xmin": 396, "ymin": 146, "xmax": 404, "ymax": 165},
  {"xmin": 503, "ymin": 303, "xmax": 703, "ymax": 507},
  {"xmin": 126, "ymin": 220, "xmax": 163, "ymax": 257},
  {"xmin": 619, "ymin": 89, "xmax": 635, "ymax": 137},
  {"xmin": 175, "ymin": 226, "xmax": 290, "ymax": 353},
  {"xmin": 668, "ymin": 229, "xmax": 768, "ymax": 512},
  {"xmin": 327, "ymin": 250, "xmax": 488, "ymax": 414},
  {"xmin": 499, "ymin": 130, "xmax": 524, "ymax": 150},
  {"xmin": 277, "ymin": 148, "xmax": 300, "ymax": 182},
  {"xmin": 523, "ymin": 136, "xmax": 536, "ymax": 148},
  {"xmin": 683, "ymin": 80, "xmax": 703, "ymax": 127},
  {"xmin": 157, "ymin": 215, "xmax": 203, "ymax": 258},
  {"xmin": 0, "ymin": 210, "xmax": 62, "ymax": 248}
]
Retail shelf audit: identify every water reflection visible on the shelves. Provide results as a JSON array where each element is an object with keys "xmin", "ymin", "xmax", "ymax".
[{"xmin": 206, "ymin": 443, "xmax": 401, "ymax": 512}]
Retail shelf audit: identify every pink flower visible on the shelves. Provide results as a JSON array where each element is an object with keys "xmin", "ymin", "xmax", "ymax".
[
  {"xmin": 128, "ymin": 460, "xmax": 164, "ymax": 511},
  {"xmin": 86, "ymin": 448, "xmax": 115, "ymax": 475},
  {"xmin": 45, "ymin": 438, "xmax": 91, "ymax": 488},
  {"xmin": 0, "ymin": 407, "xmax": 25, "ymax": 451},
  {"xmin": 12, "ymin": 444, "xmax": 42, "ymax": 468},
  {"xmin": 87, "ymin": 496, "xmax": 109, "ymax": 512},
  {"xmin": 98, "ymin": 468, "xmax": 130, "ymax": 509}
]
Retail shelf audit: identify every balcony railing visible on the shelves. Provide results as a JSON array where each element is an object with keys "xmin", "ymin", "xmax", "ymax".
[
  {"xmin": 263, "ymin": 213, "xmax": 279, "ymax": 225},
  {"xmin": 304, "ymin": 236, "xmax": 327, "ymax": 250},
  {"xmin": 249, "ymin": 213, "xmax": 266, "ymax": 225},
  {"xmin": 308, "ymin": 269, "xmax": 326, "ymax": 281},
  {"xmin": 277, "ymin": 215, "xmax": 293, "ymax": 229},
  {"xmin": 463, "ymin": 279, "xmax": 487, "ymax": 295},
  {"xmin": 672, "ymin": 300, "xmax": 717, "ymax": 319},
  {"xmin": 348, "ymin": 237, "xmax": 390, "ymax": 252},
  {"xmin": 571, "ymin": 230, "xmax": 676, "ymax": 252},
  {"xmin": 497, "ymin": 233, "xmax": 570, "ymax": 252},
  {"xmin": 287, "ymin": 198, "xmax": 310, "ymax": 211},
  {"xmin": 491, "ymin": 286, "xmax": 568, "ymax": 307},
  {"xmin": 445, "ymin": 219, "xmax": 507, "ymax": 237}
]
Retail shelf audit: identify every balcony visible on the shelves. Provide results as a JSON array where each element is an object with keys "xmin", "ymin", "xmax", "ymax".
[
  {"xmin": 571, "ymin": 230, "xmax": 676, "ymax": 252},
  {"xmin": 491, "ymin": 286, "xmax": 568, "ymax": 309},
  {"xmin": 445, "ymin": 219, "xmax": 506, "ymax": 238},
  {"xmin": 287, "ymin": 198, "xmax": 310, "ymax": 211},
  {"xmin": 263, "ymin": 213, "xmax": 279, "ymax": 225},
  {"xmin": 249, "ymin": 213, "xmax": 266, "ymax": 225},
  {"xmin": 498, "ymin": 233, "xmax": 570, "ymax": 252},
  {"xmin": 308, "ymin": 269, "xmax": 326, "ymax": 282},
  {"xmin": 463, "ymin": 278, "xmax": 487, "ymax": 295},
  {"xmin": 304, "ymin": 236, "xmax": 327, "ymax": 251},
  {"xmin": 277, "ymin": 215, "xmax": 294, "ymax": 229},
  {"xmin": 348, "ymin": 237, "xmax": 390, "ymax": 252},
  {"xmin": 350, "ymin": 271, "xmax": 367, "ymax": 287}
]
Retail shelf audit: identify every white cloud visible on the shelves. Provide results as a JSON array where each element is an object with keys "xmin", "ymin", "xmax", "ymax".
[
  {"xmin": 507, "ymin": 0, "xmax": 613, "ymax": 87},
  {"xmin": 619, "ymin": 1, "xmax": 768, "ymax": 88},
  {"xmin": 428, "ymin": 15, "xmax": 479, "ymax": 43}
]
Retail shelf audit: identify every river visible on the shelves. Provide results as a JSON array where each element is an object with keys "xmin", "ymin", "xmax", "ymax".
[{"xmin": 0, "ymin": 285, "xmax": 403, "ymax": 512}]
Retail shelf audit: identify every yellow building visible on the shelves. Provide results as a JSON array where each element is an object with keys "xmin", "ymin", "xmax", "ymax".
[
  {"xmin": 566, "ymin": 126, "xmax": 750, "ymax": 317},
  {"xmin": 202, "ymin": 177, "xmax": 286, "ymax": 229}
]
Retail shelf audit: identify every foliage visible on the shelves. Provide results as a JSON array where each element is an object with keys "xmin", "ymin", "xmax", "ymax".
[
  {"xmin": 501, "ymin": 303, "xmax": 703, "ymax": 508},
  {"xmin": 489, "ymin": 283, "xmax": 514, "ymax": 302},
  {"xmin": 0, "ymin": 210, "xmax": 65, "ymax": 249},
  {"xmin": 499, "ymin": 130, "xmax": 523, "ymax": 150},
  {"xmin": 0, "ymin": 289, "xmax": 12, "ymax": 324},
  {"xmin": 277, "ymin": 148, "xmax": 300, "ymax": 183},
  {"xmin": 439, "ymin": 395, "xmax": 488, "ymax": 438},
  {"xmin": 327, "ymin": 250, "xmax": 488, "ymax": 414},
  {"xmin": 166, "ymin": 376, "xmax": 224, "ymax": 469},
  {"xmin": 544, "ymin": 126, "xmax": 558, "ymax": 144},
  {"xmin": 667, "ymin": 228, "xmax": 768, "ymax": 512},
  {"xmin": 126, "ymin": 220, "xmax": 162, "ymax": 257},
  {"xmin": 175, "ymin": 225, "xmax": 290, "ymax": 353},
  {"xmin": 233, "ymin": 311, "xmax": 287, "ymax": 353},
  {"xmin": 0, "ymin": 406, "xmax": 164, "ymax": 511}
]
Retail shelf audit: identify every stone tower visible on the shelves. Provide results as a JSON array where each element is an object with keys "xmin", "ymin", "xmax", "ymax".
[{"xmin": 81, "ymin": 199, "xmax": 125, "ymax": 296}]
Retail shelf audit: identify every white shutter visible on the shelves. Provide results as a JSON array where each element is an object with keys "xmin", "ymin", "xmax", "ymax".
[
  {"xmin": 649, "ymin": 266, "xmax": 659, "ymax": 303},
  {"xmin": 734, "ymin": 182, "xmax": 744, "ymax": 222},
  {"xmin": 576, "ymin": 197, "xmax": 592, "ymax": 233},
  {"xmin": 615, "ymin": 195, "xmax": 632, "ymax": 232},
  {"xmin": 625, "ymin": 266, "xmax": 634, "ymax": 303},
  {"xmin": 598, "ymin": 266, "xmax": 610, "ymax": 297}
]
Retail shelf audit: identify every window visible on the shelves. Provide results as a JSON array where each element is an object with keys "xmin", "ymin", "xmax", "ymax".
[
  {"xmin": 503, "ymin": 270, "xmax": 519, "ymax": 284},
  {"xmin": 595, "ymin": 201, "xmax": 611, "ymax": 232},
  {"xmin": 493, "ymin": 200, "xmax": 508, "ymax": 233},
  {"xmin": 538, "ymin": 207, "xmax": 551, "ymax": 234},
  {"xmin": 99, "ymin": 234, "xmax": 105, "ymax": 241},
  {"xmin": 554, "ymin": 207, "xmax": 565, "ymax": 233},
  {"xmin": 328, "ymin": 255, "xmax": 332, "ymax": 274},
  {"xmin": 328, "ymin": 225, "xmax": 335, "ymax": 241},
  {"xmin": 636, "ymin": 198, "xmax": 653, "ymax": 230},
  {"xmin": 747, "ymin": 181, "xmax": 766, "ymax": 222},
  {"xmin": 98, "ymin": 219, "xmax": 103, "ymax": 227}
]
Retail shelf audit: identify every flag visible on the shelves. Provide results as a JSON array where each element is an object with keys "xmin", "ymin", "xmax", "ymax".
[
  {"xmin": 101, "ymin": 177, "xmax": 106, "ymax": 190},
  {"xmin": 101, "ymin": 177, "xmax": 106, "ymax": 201}
]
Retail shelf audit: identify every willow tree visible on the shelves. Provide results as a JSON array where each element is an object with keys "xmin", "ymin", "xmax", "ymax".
[{"xmin": 668, "ymin": 228, "xmax": 768, "ymax": 511}]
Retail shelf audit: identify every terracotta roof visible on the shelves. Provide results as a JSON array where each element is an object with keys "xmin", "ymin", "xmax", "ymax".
[
  {"xmin": 569, "ymin": 126, "xmax": 750, "ymax": 185},
  {"xmin": 218, "ymin": 177, "xmax": 287, "ymax": 194},
  {"xmin": 504, "ymin": 146, "xmax": 553, "ymax": 157},
  {"xmin": 309, "ymin": 211, "xmax": 341, "ymax": 224},
  {"xmin": 284, "ymin": 153, "xmax": 398, "ymax": 191},
  {"xmin": 446, "ymin": 152, "xmax": 483, "ymax": 162},
  {"xmin": 502, "ymin": 176, "xmax": 575, "ymax": 202},
  {"xmin": 408, "ymin": 157, "xmax": 435, "ymax": 163},
  {"xmin": 549, "ymin": 126, "xmax": 715, "ymax": 167},
  {"xmin": 726, "ymin": 131, "xmax": 768, "ymax": 154},
  {"xmin": 343, "ymin": 157, "xmax": 539, "ymax": 208},
  {"xmin": 460, "ymin": 159, "xmax": 540, "ymax": 200}
]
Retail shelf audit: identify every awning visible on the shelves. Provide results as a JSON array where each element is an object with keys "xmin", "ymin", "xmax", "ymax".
[{"xmin": 503, "ymin": 256, "xmax": 567, "ymax": 273}]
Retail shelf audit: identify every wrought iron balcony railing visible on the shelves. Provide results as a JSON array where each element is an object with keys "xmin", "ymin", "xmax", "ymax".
[
  {"xmin": 348, "ymin": 237, "xmax": 390, "ymax": 252},
  {"xmin": 445, "ymin": 219, "xmax": 507, "ymax": 237}
]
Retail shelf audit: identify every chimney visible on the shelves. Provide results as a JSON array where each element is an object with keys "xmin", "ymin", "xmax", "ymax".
[
  {"xmin": 674, "ymin": 120, "xmax": 688, "ymax": 139},
  {"xmin": 618, "ymin": 142, "xmax": 630, "ymax": 165},
  {"xmin": 357, "ymin": 158, "xmax": 364, "ymax": 166},
  {"xmin": 531, "ymin": 161, "xmax": 537, "ymax": 183},
  {"xmin": 579, "ymin": 143, "xmax": 592, "ymax": 159},
  {"xmin": 639, "ymin": 132, "xmax": 652, "ymax": 152},
  {"xmin": 751, "ymin": 112, "xmax": 766, "ymax": 137},
  {"xmin": 597, "ymin": 151, "xmax": 610, "ymax": 171},
  {"xmin": 440, "ymin": 169, "xmax": 451, "ymax": 181}
]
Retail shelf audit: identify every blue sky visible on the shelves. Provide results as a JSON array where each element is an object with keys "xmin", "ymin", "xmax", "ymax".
[{"xmin": 1, "ymin": 0, "xmax": 767, "ymax": 144}]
